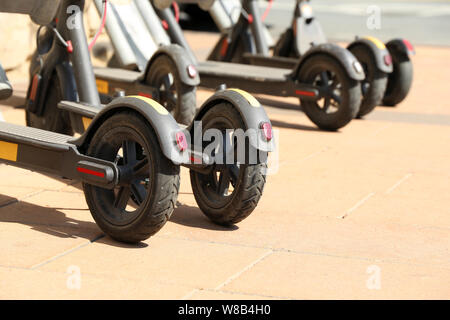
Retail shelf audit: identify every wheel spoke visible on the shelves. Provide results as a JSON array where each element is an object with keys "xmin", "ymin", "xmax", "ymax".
[
  {"xmin": 217, "ymin": 169, "xmax": 231, "ymax": 196},
  {"xmin": 166, "ymin": 93, "xmax": 178, "ymax": 108},
  {"xmin": 131, "ymin": 182, "xmax": 147, "ymax": 206},
  {"xmin": 133, "ymin": 158, "xmax": 150, "ymax": 179},
  {"xmin": 123, "ymin": 140, "xmax": 137, "ymax": 165},
  {"xmin": 331, "ymin": 93, "xmax": 341, "ymax": 104},
  {"xmin": 323, "ymin": 97, "xmax": 331, "ymax": 112},
  {"xmin": 320, "ymin": 71, "xmax": 329, "ymax": 86},
  {"xmin": 114, "ymin": 186, "xmax": 131, "ymax": 210},
  {"xmin": 227, "ymin": 164, "xmax": 240, "ymax": 186},
  {"xmin": 222, "ymin": 131, "xmax": 234, "ymax": 163}
]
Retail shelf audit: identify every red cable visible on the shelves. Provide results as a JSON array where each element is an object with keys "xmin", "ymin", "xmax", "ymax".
[
  {"xmin": 261, "ymin": 0, "xmax": 273, "ymax": 22},
  {"xmin": 172, "ymin": 2, "xmax": 180, "ymax": 23},
  {"xmin": 89, "ymin": 0, "xmax": 108, "ymax": 51}
]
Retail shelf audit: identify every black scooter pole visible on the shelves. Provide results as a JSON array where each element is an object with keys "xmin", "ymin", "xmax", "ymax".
[
  {"xmin": 157, "ymin": 8, "xmax": 199, "ymax": 65},
  {"xmin": 60, "ymin": 0, "xmax": 101, "ymax": 107}
]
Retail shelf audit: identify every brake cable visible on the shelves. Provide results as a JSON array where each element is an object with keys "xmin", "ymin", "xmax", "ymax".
[{"xmin": 88, "ymin": 0, "xmax": 108, "ymax": 51}]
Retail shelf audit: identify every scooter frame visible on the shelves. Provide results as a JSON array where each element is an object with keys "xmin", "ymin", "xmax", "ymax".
[
  {"xmin": 154, "ymin": 0, "xmax": 366, "ymax": 130},
  {"xmin": 1, "ymin": 0, "xmax": 275, "ymax": 242}
]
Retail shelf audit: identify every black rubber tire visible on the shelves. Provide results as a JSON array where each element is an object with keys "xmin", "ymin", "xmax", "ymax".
[
  {"xmin": 273, "ymin": 28, "xmax": 295, "ymax": 58},
  {"xmin": 382, "ymin": 57, "xmax": 413, "ymax": 107},
  {"xmin": 25, "ymin": 73, "xmax": 73, "ymax": 135},
  {"xmin": 146, "ymin": 55, "xmax": 196, "ymax": 125},
  {"xmin": 297, "ymin": 54, "xmax": 361, "ymax": 130},
  {"xmin": 83, "ymin": 111, "xmax": 180, "ymax": 243},
  {"xmin": 348, "ymin": 44, "xmax": 388, "ymax": 117},
  {"xmin": 190, "ymin": 103, "xmax": 267, "ymax": 226}
]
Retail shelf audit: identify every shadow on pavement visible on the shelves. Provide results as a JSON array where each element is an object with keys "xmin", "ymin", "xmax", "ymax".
[
  {"xmin": 0, "ymin": 194, "xmax": 148, "ymax": 248},
  {"xmin": 170, "ymin": 201, "xmax": 239, "ymax": 232}
]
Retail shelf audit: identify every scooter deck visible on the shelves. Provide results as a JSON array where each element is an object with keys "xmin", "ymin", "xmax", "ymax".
[
  {"xmin": 198, "ymin": 61, "xmax": 291, "ymax": 82},
  {"xmin": 0, "ymin": 121, "xmax": 118, "ymax": 188},
  {"xmin": 94, "ymin": 67, "xmax": 141, "ymax": 83},
  {"xmin": 197, "ymin": 61, "xmax": 309, "ymax": 98},
  {"xmin": 93, "ymin": 67, "xmax": 157, "ymax": 98},
  {"xmin": 0, "ymin": 121, "xmax": 72, "ymax": 150}
]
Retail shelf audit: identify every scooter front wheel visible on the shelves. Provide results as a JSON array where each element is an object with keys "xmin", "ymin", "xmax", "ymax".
[
  {"xmin": 382, "ymin": 56, "xmax": 413, "ymax": 107},
  {"xmin": 83, "ymin": 111, "xmax": 180, "ymax": 243},
  {"xmin": 297, "ymin": 54, "xmax": 361, "ymax": 130},
  {"xmin": 190, "ymin": 103, "xmax": 267, "ymax": 226},
  {"xmin": 146, "ymin": 54, "xmax": 196, "ymax": 125},
  {"xmin": 348, "ymin": 44, "xmax": 388, "ymax": 117}
]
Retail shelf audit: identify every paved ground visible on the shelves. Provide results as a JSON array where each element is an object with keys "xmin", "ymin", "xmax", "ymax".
[
  {"xmin": 182, "ymin": 0, "xmax": 450, "ymax": 47},
  {"xmin": 264, "ymin": 0, "xmax": 450, "ymax": 46},
  {"xmin": 0, "ymin": 31, "xmax": 450, "ymax": 299}
]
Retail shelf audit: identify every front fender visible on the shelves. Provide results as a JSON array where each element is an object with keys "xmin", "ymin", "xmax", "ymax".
[
  {"xmin": 143, "ymin": 44, "xmax": 200, "ymax": 87},
  {"xmin": 72, "ymin": 96, "xmax": 188, "ymax": 164},
  {"xmin": 191, "ymin": 89, "xmax": 275, "ymax": 153},
  {"xmin": 294, "ymin": 43, "xmax": 365, "ymax": 81},
  {"xmin": 347, "ymin": 37, "xmax": 393, "ymax": 73},
  {"xmin": 386, "ymin": 38, "xmax": 415, "ymax": 62}
]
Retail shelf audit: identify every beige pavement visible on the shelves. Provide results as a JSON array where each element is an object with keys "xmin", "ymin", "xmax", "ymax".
[{"xmin": 0, "ymin": 32, "xmax": 449, "ymax": 299}]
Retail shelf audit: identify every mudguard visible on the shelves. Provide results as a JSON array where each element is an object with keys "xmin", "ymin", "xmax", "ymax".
[
  {"xmin": 294, "ymin": 43, "xmax": 365, "ymax": 81},
  {"xmin": 347, "ymin": 37, "xmax": 393, "ymax": 73},
  {"xmin": 27, "ymin": 58, "xmax": 77, "ymax": 116},
  {"xmin": 190, "ymin": 89, "xmax": 275, "ymax": 153},
  {"xmin": 385, "ymin": 38, "xmax": 415, "ymax": 62},
  {"xmin": 143, "ymin": 44, "xmax": 200, "ymax": 87},
  {"xmin": 55, "ymin": 62, "xmax": 81, "ymax": 133},
  {"xmin": 72, "ymin": 96, "xmax": 188, "ymax": 164}
]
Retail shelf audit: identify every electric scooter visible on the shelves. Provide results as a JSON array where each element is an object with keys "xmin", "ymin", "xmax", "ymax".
[
  {"xmin": 154, "ymin": 0, "xmax": 365, "ymax": 131},
  {"xmin": 203, "ymin": 0, "xmax": 394, "ymax": 117},
  {"xmin": 272, "ymin": 0, "xmax": 414, "ymax": 109},
  {"xmin": 29, "ymin": 0, "xmax": 200, "ymax": 125},
  {"xmin": 0, "ymin": 0, "xmax": 274, "ymax": 243}
]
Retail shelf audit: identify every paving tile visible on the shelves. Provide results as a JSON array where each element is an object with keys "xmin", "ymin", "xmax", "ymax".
[
  {"xmin": 0, "ymin": 222, "xmax": 102, "ymax": 269},
  {"xmin": 222, "ymin": 251, "xmax": 450, "ymax": 299},
  {"xmin": 0, "ymin": 267, "xmax": 192, "ymax": 300},
  {"xmin": 187, "ymin": 289, "xmax": 277, "ymax": 300},
  {"xmin": 39, "ymin": 236, "xmax": 269, "ymax": 290}
]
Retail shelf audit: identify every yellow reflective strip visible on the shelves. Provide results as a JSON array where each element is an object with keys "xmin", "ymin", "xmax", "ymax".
[
  {"xmin": 364, "ymin": 36, "xmax": 386, "ymax": 50},
  {"xmin": 96, "ymin": 79, "xmax": 109, "ymax": 94},
  {"xmin": 0, "ymin": 141, "xmax": 18, "ymax": 162},
  {"xmin": 228, "ymin": 88, "xmax": 260, "ymax": 107},
  {"xmin": 128, "ymin": 95, "xmax": 169, "ymax": 115},
  {"xmin": 82, "ymin": 117, "xmax": 92, "ymax": 130}
]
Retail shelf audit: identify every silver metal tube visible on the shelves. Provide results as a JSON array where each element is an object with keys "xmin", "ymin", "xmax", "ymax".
[
  {"xmin": 93, "ymin": 0, "xmax": 137, "ymax": 67},
  {"xmin": 134, "ymin": 0, "xmax": 171, "ymax": 46}
]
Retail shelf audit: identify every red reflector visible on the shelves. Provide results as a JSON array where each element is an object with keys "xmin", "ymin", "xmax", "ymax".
[
  {"xmin": 384, "ymin": 54, "xmax": 392, "ymax": 66},
  {"xmin": 77, "ymin": 167, "xmax": 105, "ymax": 178},
  {"xmin": 260, "ymin": 122, "xmax": 273, "ymax": 141},
  {"xmin": 161, "ymin": 20, "xmax": 169, "ymax": 30},
  {"xmin": 295, "ymin": 90, "xmax": 316, "ymax": 97},
  {"xmin": 403, "ymin": 39, "xmax": 414, "ymax": 52},
  {"xmin": 66, "ymin": 40, "xmax": 73, "ymax": 53},
  {"xmin": 138, "ymin": 92, "xmax": 152, "ymax": 99},
  {"xmin": 30, "ymin": 74, "xmax": 40, "ymax": 101},
  {"xmin": 176, "ymin": 132, "xmax": 188, "ymax": 151},
  {"xmin": 248, "ymin": 14, "xmax": 254, "ymax": 24},
  {"xmin": 190, "ymin": 156, "xmax": 202, "ymax": 164},
  {"xmin": 220, "ymin": 38, "xmax": 229, "ymax": 57}
]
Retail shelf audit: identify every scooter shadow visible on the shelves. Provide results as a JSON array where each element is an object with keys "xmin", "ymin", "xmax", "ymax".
[
  {"xmin": 255, "ymin": 96, "xmax": 336, "ymax": 132},
  {"xmin": 170, "ymin": 201, "xmax": 239, "ymax": 232},
  {"xmin": 0, "ymin": 194, "xmax": 147, "ymax": 249}
]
